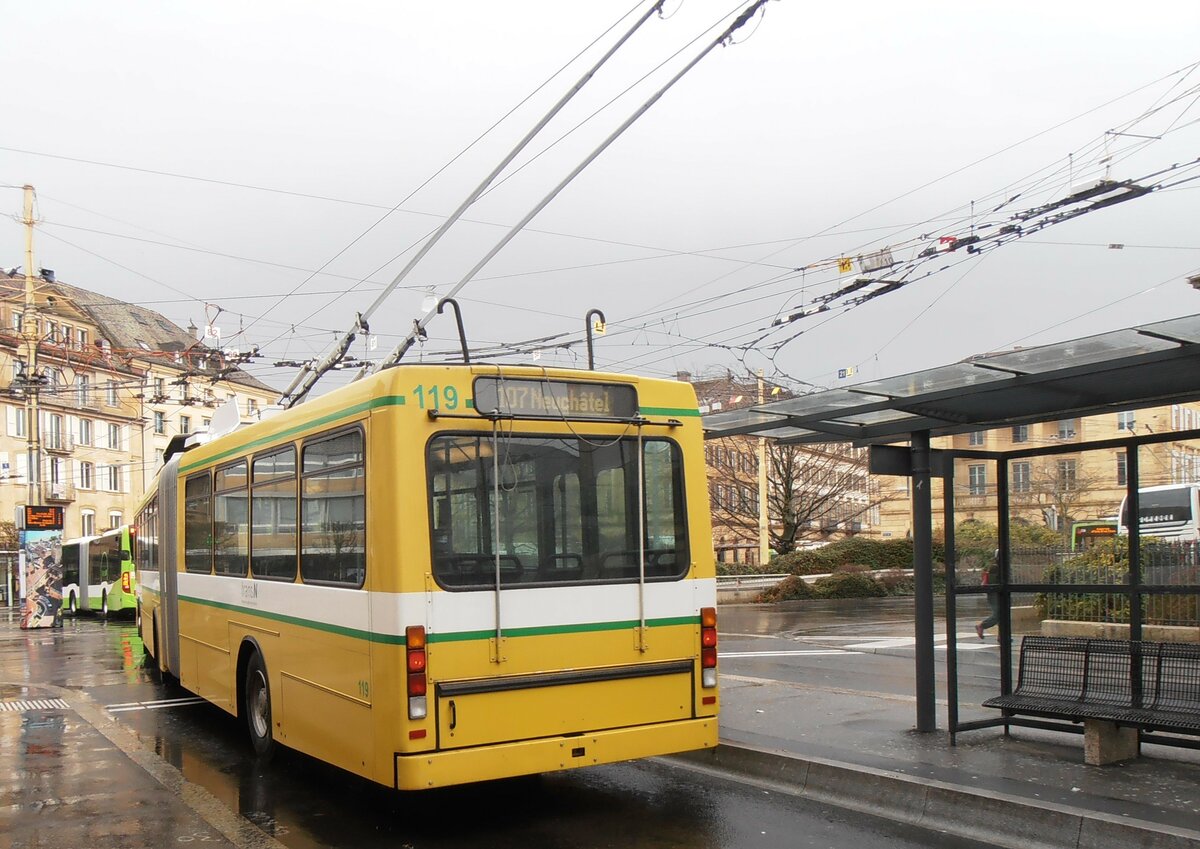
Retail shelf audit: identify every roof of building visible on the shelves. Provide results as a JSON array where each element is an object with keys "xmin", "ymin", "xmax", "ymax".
[
  {"xmin": 0, "ymin": 270, "xmax": 276, "ymax": 395},
  {"xmin": 703, "ymin": 313, "xmax": 1200, "ymax": 445}
]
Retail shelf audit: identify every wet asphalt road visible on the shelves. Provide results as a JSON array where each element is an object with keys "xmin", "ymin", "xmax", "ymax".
[{"xmin": 2, "ymin": 608, "xmax": 1004, "ymax": 849}]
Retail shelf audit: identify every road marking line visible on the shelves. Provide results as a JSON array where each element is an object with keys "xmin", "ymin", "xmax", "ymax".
[
  {"xmin": 719, "ymin": 650, "xmax": 857, "ymax": 658},
  {"xmin": 0, "ymin": 698, "xmax": 70, "ymax": 712},
  {"xmin": 106, "ymin": 697, "xmax": 206, "ymax": 713}
]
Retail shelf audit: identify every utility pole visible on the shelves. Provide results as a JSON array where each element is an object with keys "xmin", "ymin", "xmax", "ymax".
[
  {"xmin": 21, "ymin": 185, "xmax": 42, "ymax": 508},
  {"xmin": 757, "ymin": 369, "xmax": 769, "ymax": 566}
]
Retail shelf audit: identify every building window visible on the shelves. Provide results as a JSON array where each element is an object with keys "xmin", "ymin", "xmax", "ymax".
[
  {"xmin": 107, "ymin": 423, "xmax": 120, "ymax": 450},
  {"xmin": 202, "ymin": 417, "xmax": 211, "ymax": 430},
  {"xmin": 105, "ymin": 464, "xmax": 121, "ymax": 492},
  {"xmin": 1057, "ymin": 458, "xmax": 1077, "ymax": 491},
  {"xmin": 76, "ymin": 375, "xmax": 91, "ymax": 407},
  {"xmin": 968, "ymin": 464, "xmax": 986, "ymax": 496},
  {"xmin": 49, "ymin": 457, "xmax": 62, "ymax": 485},
  {"xmin": 80, "ymin": 509, "xmax": 95, "ymax": 537},
  {"xmin": 76, "ymin": 328, "xmax": 88, "ymax": 349},
  {"xmin": 154, "ymin": 411, "xmax": 165, "ymax": 434},
  {"xmin": 78, "ymin": 418, "xmax": 92, "ymax": 446},
  {"xmin": 154, "ymin": 377, "xmax": 166, "ymax": 398},
  {"xmin": 46, "ymin": 320, "xmax": 57, "ymax": 342},
  {"xmin": 1011, "ymin": 425, "xmax": 1028, "ymax": 443},
  {"xmin": 180, "ymin": 415, "xmax": 191, "ymax": 435},
  {"xmin": 1116, "ymin": 451, "xmax": 1127, "ymax": 486},
  {"xmin": 79, "ymin": 461, "xmax": 93, "ymax": 489},
  {"xmin": 1058, "ymin": 419, "xmax": 1077, "ymax": 439},
  {"xmin": 106, "ymin": 379, "xmax": 118, "ymax": 406},
  {"xmin": 1012, "ymin": 461, "xmax": 1031, "ymax": 493},
  {"xmin": 968, "ymin": 431, "xmax": 985, "ymax": 447},
  {"xmin": 12, "ymin": 311, "xmax": 22, "ymax": 331},
  {"xmin": 10, "ymin": 405, "xmax": 26, "ymax": 438},
  {"xmin": 48, "ymin": 414, "xmax": 64, "ymax": 450},
  {"xmin": 108, "ymin": 511, "xmax": 122, "ymax": 530},
  {"xmin": 1117, "ymin": 411, "xmax": 1136, "ymax": 432},
  {"xmin": 247, "ymin": 398, "xmax": 258, "ymax": 418}
]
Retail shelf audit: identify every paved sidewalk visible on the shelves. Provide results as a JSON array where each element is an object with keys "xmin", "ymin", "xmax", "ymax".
[{"xmin": 682, "ymin": 639, "xmax": 1200, "ymax": 848}]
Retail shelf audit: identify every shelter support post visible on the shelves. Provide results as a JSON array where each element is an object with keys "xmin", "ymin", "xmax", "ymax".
[{"xmin": 911, "ymin": 430, "xmax": 937, "ymax": 732}]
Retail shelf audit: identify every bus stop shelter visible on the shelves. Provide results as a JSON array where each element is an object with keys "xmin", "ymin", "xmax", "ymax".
[{"xmin": 702, "ymin": 313, "xmax": 1200, "ymax": 735}]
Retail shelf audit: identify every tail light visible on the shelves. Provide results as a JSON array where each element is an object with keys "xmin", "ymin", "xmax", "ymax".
[
  {"xmin": 121, "ymin": 571, "xmax": 132, "ymax": 594},
  {"xmin": 406, "ymin": 625, "xmax": 428, "ymax": 720},
  {"xmin": 700, "ymin": 607, "xmax": 717, "ymax": 688}
]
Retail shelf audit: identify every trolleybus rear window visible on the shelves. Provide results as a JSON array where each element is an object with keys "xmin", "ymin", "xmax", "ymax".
[{"xmin": 428, "ymin": 434, "xmax": 688, "ymax": 590}]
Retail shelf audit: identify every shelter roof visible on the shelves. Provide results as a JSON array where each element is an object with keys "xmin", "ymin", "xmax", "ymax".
[{"xmin": 702, "ymin": 314, "xmax": 1200, "ymax": 445}]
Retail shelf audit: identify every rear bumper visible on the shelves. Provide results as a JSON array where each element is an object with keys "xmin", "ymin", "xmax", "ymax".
[{"xmin": 394, "ymin": 716, "xmax": 717, "ymax": 790}]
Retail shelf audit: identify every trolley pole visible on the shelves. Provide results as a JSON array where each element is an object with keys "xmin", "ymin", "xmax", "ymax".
[{"xmin": 21, "ymin": 185, "xmax": 42, "ymax": 508}]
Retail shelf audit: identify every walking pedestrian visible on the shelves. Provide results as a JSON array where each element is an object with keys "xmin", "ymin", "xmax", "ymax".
[{"xmin": 976, "ymin": 551, "xmax": 1000, "ymax": 640}]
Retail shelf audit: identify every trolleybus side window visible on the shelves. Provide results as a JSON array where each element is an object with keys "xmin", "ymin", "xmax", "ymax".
[
  {"xmin": 252, "ymin": 446, "xmax": 298, "ymax": 581},
  {"xmin": 185, "ymin": 473, "xmax": 213, "ymax": 573},
  {"xmin": 62, "ymin": 542, "xmax": 81, "ymax": 587},
  {"xmin": 301, "ymin": 429, "xmax": 365, "ymax": 587},
  {"xmin": 139, "ymin": 497, "xmax": 158, "ymax": 576},
  {"xmin": 214, "ymin": 461, "xmax": 250, "ymax": 576},
  {"xmin": 429, "ymin": 434, "xmax": 688, "ymax": 590}
]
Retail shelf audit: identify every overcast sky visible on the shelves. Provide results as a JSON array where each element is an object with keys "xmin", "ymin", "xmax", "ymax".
[{"xmin": 3, "ymin": 1, "xmax": 1199, "ymax": 400}]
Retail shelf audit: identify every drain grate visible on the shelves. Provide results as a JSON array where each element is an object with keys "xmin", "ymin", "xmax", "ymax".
[{"xmin": 0, "ymin": 698, "xmax": 70, "ymax": 712}]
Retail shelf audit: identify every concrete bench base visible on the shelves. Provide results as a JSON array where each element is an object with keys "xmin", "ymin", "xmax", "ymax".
[{"xmin": 1084, "ymin": 719, "xmax": 1139, "ymax": 765}]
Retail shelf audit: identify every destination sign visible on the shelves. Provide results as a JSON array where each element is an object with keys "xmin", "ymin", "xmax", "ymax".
[
  {"xmin": 24, "ymin": 505, "xmax": 64, "ymax": 530},
  {"xmin": 473, "ymin": 377, "xmax": 637, "ymax": 420}
]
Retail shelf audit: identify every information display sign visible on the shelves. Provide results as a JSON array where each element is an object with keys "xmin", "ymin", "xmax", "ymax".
[{"xmin": 473, "ymin": 377, "xmax": 637, "ymax": 420}]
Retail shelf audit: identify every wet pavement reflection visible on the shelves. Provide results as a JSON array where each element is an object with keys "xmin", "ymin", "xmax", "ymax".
[{"xmin": 1, "ymin": 610, "xmax": 994, "ymax": 849}]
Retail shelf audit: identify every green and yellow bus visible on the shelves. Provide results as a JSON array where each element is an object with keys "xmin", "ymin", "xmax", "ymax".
[
  {"xmin": 136, "ymin": 364, "xmax": 718, "ymax": 790},
  {"xmin": 62, "ymin": 526, "xmax": 136, "ymax": 617}
]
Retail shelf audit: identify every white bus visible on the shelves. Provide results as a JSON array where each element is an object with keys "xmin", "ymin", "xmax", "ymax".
[{"xmin": 1117, "ymin": 484, "xmax": 1200, "ymax": 541}]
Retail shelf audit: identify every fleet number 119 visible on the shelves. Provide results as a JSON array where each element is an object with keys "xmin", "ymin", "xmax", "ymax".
[{"xmin": 412, "ymin": 385, "xmax": 460, "ymax": 410}]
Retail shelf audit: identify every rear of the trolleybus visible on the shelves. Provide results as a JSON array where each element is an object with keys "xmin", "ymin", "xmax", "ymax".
[{"xmin": 403, "ymin": 396, "xmax": 717, "ymax": 787}]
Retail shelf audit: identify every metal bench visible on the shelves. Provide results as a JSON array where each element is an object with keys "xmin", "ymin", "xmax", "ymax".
[{"xmin": 983, "ymin": 637, "xmax": 1200, "ymax": 758}]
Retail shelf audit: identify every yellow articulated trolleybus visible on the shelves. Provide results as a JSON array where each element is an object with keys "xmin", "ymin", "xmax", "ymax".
[{"xmin": 135, "ymin": 364, "xmax": 718, "ymax": 790}]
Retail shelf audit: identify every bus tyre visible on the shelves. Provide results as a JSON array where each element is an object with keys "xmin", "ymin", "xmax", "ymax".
[
  {"xmin": 245, "ymin": 653, "xmax": 276, "ymax": 760},
  {"xmin": 68, "ymin": 593, "xmax": 77, "ymax": 615},
  {"xmin": 101, "ymin": 592, "xmax": 109, "ymax": 618}
]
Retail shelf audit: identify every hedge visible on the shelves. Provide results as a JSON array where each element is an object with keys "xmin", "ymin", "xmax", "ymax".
[
  {"xmin": 772, "ymin": 538, "xmax": 944, "ymax": 575},
  {"xmin": 1036, "ymin": 539, "xmax": 1199, "ymax": 625}
]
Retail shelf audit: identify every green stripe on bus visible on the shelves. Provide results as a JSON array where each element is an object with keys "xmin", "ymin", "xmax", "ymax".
[
  {"xmin": 179, "ymin": 395, "xmax": 407, "ymax": 472},
  {"xmin": 176, "ymin": 595, "xmax": 697, "ymax": 646},
  {"xmin": 638, "ymin": 406, "xmax": 700, "ymax": 418},
  {"xmin": 179, "ymin": 595, "xmax": 405, "ymax": 643}
]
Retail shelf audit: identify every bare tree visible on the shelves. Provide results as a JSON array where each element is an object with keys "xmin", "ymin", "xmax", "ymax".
[
  {"xmin": 1011, "ymin": 454, "xmax": 1114, "ymax": 538},
  {"xmin": 708, "ymin": 438, "xmax": 880, "ymax": 556}
]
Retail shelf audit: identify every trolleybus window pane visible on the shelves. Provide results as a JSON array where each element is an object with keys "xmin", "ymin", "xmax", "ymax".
[
  {"xmin": 185, "ymin": 474, "xmax": 213, "ymax": 574},
  {"xmin": 214, "ymin": 461, "xmax": 249, "ymax": 577},
  {"xmin": 301, "ymin": 430, "xmax": 365, "ymax": 587},
  {"xmin": 252, "ymin": 448, "xmax": 298, "ymax": 581},
  {"xmin": 428, "ymin": 434, "xmax": 688, "ymax": 590}
]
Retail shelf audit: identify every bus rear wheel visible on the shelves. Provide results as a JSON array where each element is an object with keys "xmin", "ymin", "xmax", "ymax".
[
  {"xmin": 244, "ymin": 652, "xmax": 276, "ymax": 760},
  {"xmin": 101, "ymin": 592, "xmax": 109, "ymax": 618},
  {"xmin": 68, "ymin": 593, "xmax": 77, "ymax": 615}
]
